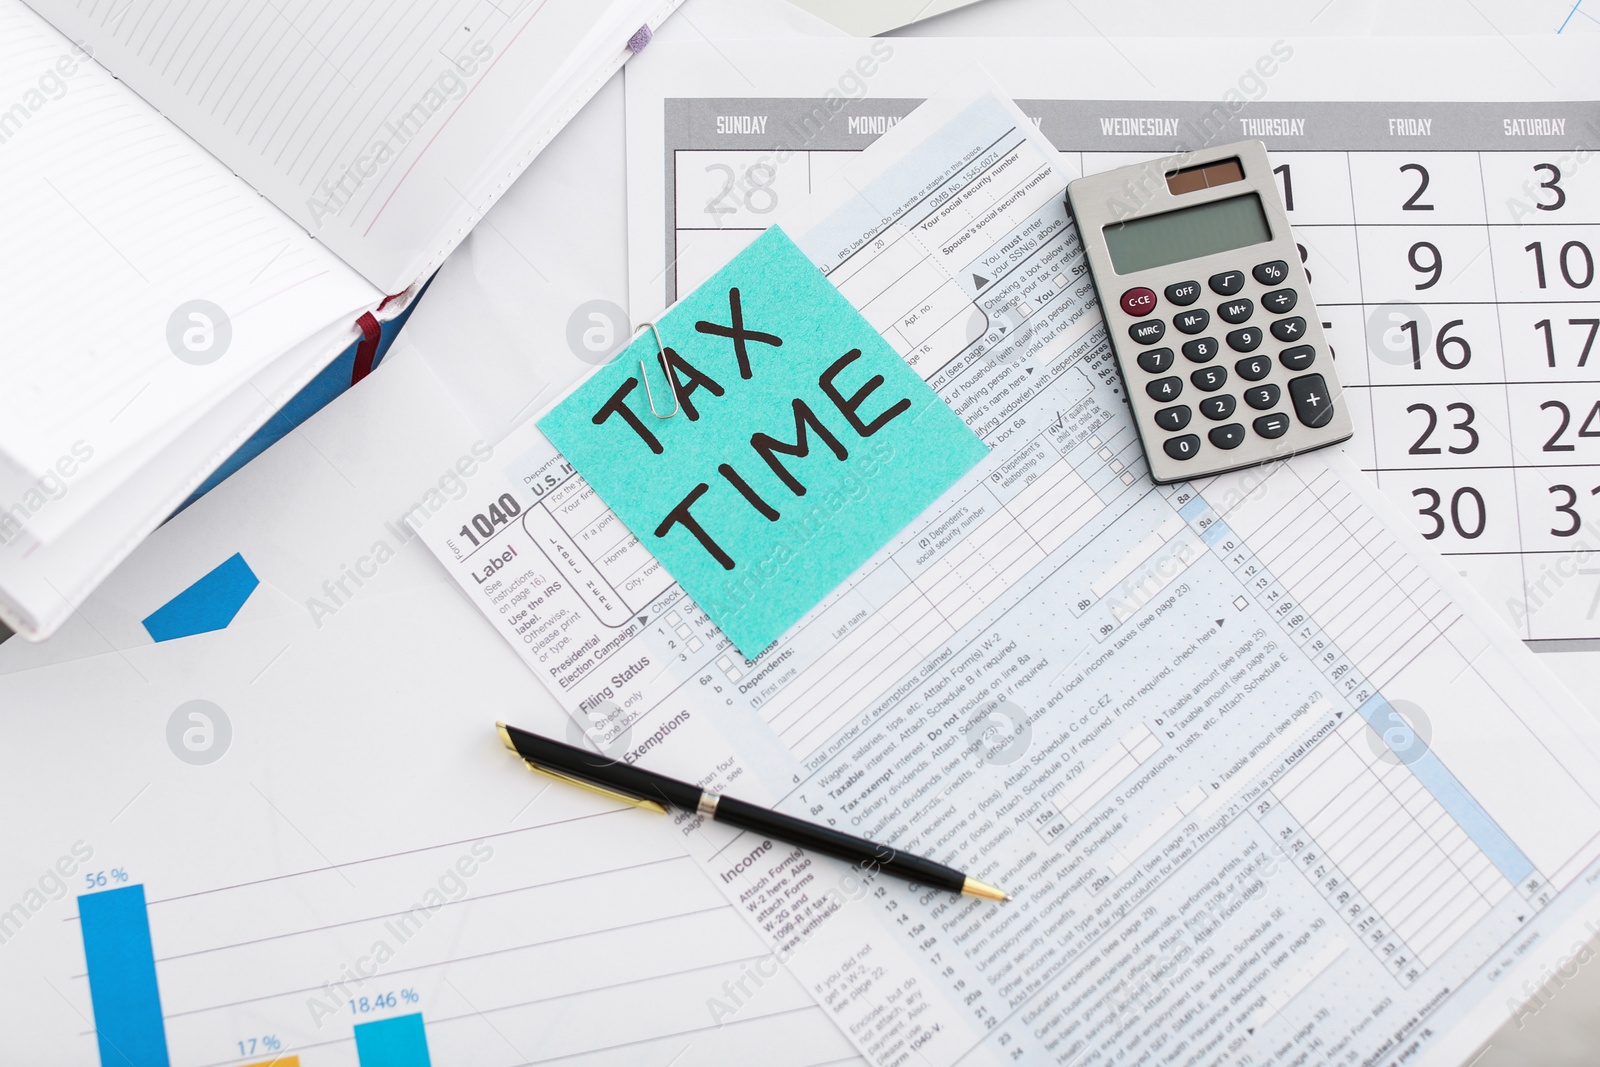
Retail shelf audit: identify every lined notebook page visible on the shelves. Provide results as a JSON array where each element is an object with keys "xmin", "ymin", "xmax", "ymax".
[
  {"xmin": 31, "ymin": 0, "xmax": 667, "ymax": 290},
  {"xmin": 0, "ymin": 318, "xmax": 359, "ymax": 637},
  {"xmin": 0, "ymin": 0, "xmax": 379, "ymax": 480}
]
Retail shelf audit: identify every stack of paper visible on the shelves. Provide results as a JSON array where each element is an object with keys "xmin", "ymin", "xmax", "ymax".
[{"xmin": 0, "ymin": 0, "xmax": 682, "ymax": 640}]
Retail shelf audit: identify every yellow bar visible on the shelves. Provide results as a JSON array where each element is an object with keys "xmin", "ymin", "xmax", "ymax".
[{"xmin": 241, "ymin": 1056, "xmax": 299, "ymax": 1067}]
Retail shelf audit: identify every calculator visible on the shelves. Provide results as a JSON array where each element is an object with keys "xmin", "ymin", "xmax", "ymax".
[{"xmin": 1067, "ymin": 140, "xmax": 1351, "ymax": 484}]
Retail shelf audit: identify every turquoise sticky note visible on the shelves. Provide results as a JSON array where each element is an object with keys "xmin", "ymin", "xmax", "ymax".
[{"xmin": 539, "ymin": 226, "xmax": 987, "ymax": 658}]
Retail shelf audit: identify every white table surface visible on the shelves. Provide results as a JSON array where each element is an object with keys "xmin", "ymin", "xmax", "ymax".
[{"xmin": 5, "ymin": 0, "xmax": 1590, "ymax": 1061}]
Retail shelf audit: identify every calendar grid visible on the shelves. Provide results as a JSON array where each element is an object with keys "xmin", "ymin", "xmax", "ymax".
[{"xmin": 660, "ymin": 97, "xmax": 1600, "ymax": 646}]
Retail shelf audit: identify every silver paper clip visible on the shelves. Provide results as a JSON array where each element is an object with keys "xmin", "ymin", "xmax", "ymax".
[{"xmin": 634, "ymin": 321, "xmax": 681, "ymax": 419}]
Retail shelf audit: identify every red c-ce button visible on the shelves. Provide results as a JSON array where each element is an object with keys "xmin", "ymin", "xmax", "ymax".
[{"xmin": 1121, "ymin": 287, "xmax": 1157, "ymax": 317}]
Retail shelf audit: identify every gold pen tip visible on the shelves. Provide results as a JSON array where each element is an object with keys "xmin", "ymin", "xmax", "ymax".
[
  {"xmin": 495, "ymin": 722, "xmax": 517, "ymax": 752},
  {"xmin": 962, "ymin": 877, "xmax": 1009, "ymax": 902}
]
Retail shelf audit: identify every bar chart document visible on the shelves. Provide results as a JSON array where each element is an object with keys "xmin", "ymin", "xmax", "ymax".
[
  {"xmin": 426, "ymin": 75, "xmax": 1600, "ymax": 1066},
  {"xmin": 4, "ymin": 615, "xmax": 856, "ymax": 1067},
  {"xmin": 624, "ymin": 35, "xmax": 1600, "ymax": 650}
]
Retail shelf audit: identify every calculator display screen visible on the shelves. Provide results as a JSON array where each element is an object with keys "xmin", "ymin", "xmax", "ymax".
[{"xmin": 1102, "ymin": 192, "xmax": 1272, "ymax": 274}]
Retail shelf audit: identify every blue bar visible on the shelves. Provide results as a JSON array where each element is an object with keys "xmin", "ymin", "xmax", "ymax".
[
  {"xmin": 1359, "ymin": 694, "xmax": 1535, "ymax": 885},
  {"xmin": 78, "ymin": 885, "xmax": 170, "ymax": 1067},
  {"xmin": 354, "ymin": 1013, "xmax": 432, "ymax": 1067}
]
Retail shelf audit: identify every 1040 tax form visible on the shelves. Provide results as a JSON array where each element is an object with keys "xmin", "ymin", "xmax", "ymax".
[{"xmin": 423, "ymin": 78, "xmax": 1600, "ymax": 1067}]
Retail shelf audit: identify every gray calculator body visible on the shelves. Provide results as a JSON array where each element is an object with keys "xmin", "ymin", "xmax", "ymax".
[{"xmin": 1068, "ymin": 140, "xmax": 1351, "ymax": 484}]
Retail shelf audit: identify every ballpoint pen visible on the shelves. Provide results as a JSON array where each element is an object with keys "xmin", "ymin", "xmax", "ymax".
[{"xmin": 496, "ymin": 721, "xmax": 1009, "ymax": 902}]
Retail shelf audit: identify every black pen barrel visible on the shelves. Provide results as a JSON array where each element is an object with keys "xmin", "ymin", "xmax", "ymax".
[
  {"xmin": 712, "ymin": 795, "xmax": 967, "ymax": 895},
  {"xmin": 500, "ymin": 723, "xmax": 981, "ymax": 898}
]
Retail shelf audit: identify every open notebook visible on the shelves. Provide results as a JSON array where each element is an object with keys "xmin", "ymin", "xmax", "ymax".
[{"xmin": 0, "ymin": 0, "xmax": 679, "ymax": 640}]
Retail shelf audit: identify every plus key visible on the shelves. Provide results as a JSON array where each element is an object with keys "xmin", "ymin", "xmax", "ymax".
[{"xmin": 1288, "ymin": 373, "xmax": 1335, "ymax": 428}]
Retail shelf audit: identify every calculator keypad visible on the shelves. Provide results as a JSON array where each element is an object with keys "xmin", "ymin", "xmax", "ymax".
[{"xmin": 1114, "ymin": 257, "xmax": 1339, "ymax": 470}]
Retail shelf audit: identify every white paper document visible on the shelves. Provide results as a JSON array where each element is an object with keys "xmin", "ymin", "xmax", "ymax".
[
  {"xmin": 423, "ymin": 76, "xmax": 1600, "ymax": 1067},
  {"xmin": 786, "ymin": 0, "xmax": 990, "ymax": 36},
  {"xmin": 0, "ymin": 0, "xmax": 690, "ymax": 640},
  {"xmin": 0, "ymin": 344, "xmax": 860, "ymax": 1066},
  {"xmin": 29, "ymin": 0, "xmax": 681, "ymax": 292},
  {"xmin": 0, "ymin": 0, "xmax": 379, "ymax": 479},
  {"xmin": 623, "ymin": 35, "xmax": 1600, "ymax": 650}
]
